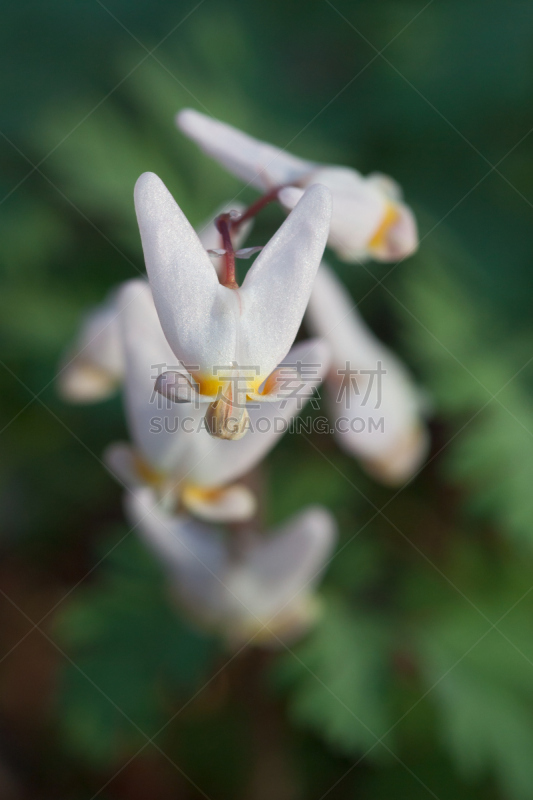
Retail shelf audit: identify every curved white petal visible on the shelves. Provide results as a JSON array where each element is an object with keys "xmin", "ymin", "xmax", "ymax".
[
  {"xmin": 221, "ymin": 506, "xmax": 337, "ymax": 645},
  {"xmin": 238, "ymin": 184, "xmax": 331, "ymax": 381},
  {"xmin": 103, "ymin": 441, "xmax": 141, "ymax": 488},
  {"xmin": 134, "ymin": 172, "xmax": 238, "ymax": 377},
  {"xmin": 177, "ymin": 108, "xmax": 312, "ymax": 191},
  {"xmin": 127, "ymin": 489, "xmax": 336, "ymax": 645},
  {"xmin": 277, "ymin": 185, "xmax": 304, "ymax": 210},
  {"xmin": 124, "ymin": 487, "xmax": 227, "ymax": 614},
  {"xmin": 334, "ymin": 411, "xmax": 430, "ymax": 485},
  {"xmin": 302, "ymin": 167, "xmax": 386, "ymax": 262},
  {"xmin": 58, "ymin": 293, "xmax": 123, "ymax": 402},
  {"xmin": 186, "ymin": 338, "xmax": 331, "ymax": 488},
  {"xmin": 117, "ymin": 279, "xmax": 199, "ymax": 472},
  {"xmin": 182, "ymin": 482, "xmax": 256, "ymax": 522},
  {"xmin": 366, "ymin": 172, "xmax": 403, "ymax": 202},
  {"xmin": 307, "ymin": 262, "xmax": 401, "ymax": 368},
  {"xmin": 307, "ymin": 263, "xmax": 428, "ymax": 482},
  {"xmin": 242, "ymin": 506, "xmax": 336, "ymax": 612}
]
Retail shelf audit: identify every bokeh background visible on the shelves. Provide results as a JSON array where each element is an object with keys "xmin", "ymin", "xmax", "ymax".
[{"xmin": 2, "ymin": 1, "xmax": 533, "ymax": 798}]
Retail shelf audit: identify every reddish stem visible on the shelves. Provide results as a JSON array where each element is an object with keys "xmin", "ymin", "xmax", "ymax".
[
  {"xmin": 215, "ymin": 213, "xmax": 237, "ymax": 289},
  {"xmin": 215, "ymin": 186, "xmax": 286, "ymax": 289},
  {"xmin": 230, "ymin": 186, "xmax": 283, "ymax": 232}
]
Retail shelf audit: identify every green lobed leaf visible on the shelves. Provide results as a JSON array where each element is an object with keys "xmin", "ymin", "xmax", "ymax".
[{"xmin": 271, "ymin": 595, "xmax": 394, "ymax": 761}]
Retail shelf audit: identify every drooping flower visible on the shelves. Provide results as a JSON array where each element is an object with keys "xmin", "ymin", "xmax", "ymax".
[
  {"xmin": 126, "ymin": 486, "xmax": 337, "ymax": 647},
  {"xmin": 176, "ymin": 108, "xmax": 418, "ymax": 264},
  {"xmin": 58, "ymin": 202, "xmax": 254, "ymax": 404},
  {"xmin": 134, "ymin": 171, "xmax": 331, "ymax": 439},
  {"xmin": 306, "ymin": 263, "xmax": 429, "ymax": 484},
  {"xmin": 105, "ymin": 279, "xmax": 331, "ymax": 521}
]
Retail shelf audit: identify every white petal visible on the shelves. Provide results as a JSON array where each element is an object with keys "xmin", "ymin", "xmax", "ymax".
[
  {"xmin": 134, "ymin": 172, "xmax": 238, "ymax": 376},
  {"xmin": 58, "ymin": 292, "xmax": 123, "ymax": 402},
  {"xmin": 124, "ymin": 487, "xmax": 227, "ymax": 615},
  {"xmin": 303, "ymin": 167, "xmax": 386, "ymax": 262},
  {"xmin": 307, "ymin": 264, "xmax": 428, "ymax": 482},
  {"xmin": 277, "ymin": 185, "xmax": 304, "ymax": 210},
  {"xmin": 155, "ymin": 371, "xmax": 198, "ymax": 403},
  {"xmin": 238, "ymin": 184, "xmax": 331, "ymax": 381},
  {"xmin": 235, "ymin": 246, "xmax": 263, "ymax": 259},
  {"xmin": 222, "ymin": 506, "xmax": 337, "ymax": 644},
  {"xmin": 325, "ymin": 380, "xmax": 429, "ymax": 483},
  {"xmin": 245, "ymin": 506, "xmax": 336, "ymax": 610},
  {"xmin": 366, "ymin": 172, "xmax": 403, "ymax": 201},
  {"xmin": 177, "ymin": 109, "xmax": 312, "ymax": 190},
  {"xmin": 182, "ymin": 482, "xmax": 256, "ymax": 522},
  {"xmin": 117, "ymin": 279, "xmax": 199, "ymax": 472},
  {"xmin": 186, "ymin": 338, "xmax": 331, "ymax": 488},
  {"xmin": 352, "ymin": 422, "xmax": 429, "ymax": 486},
  {"xmin": 103, "ymin": 441, "xmax": 141, "ymax": 488},
  {"xmin": 307, "ymin": 262, "xmax": 391, "ymax": 367}
]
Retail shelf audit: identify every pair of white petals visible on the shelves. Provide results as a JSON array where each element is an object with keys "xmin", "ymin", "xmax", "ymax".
[
  {"xmin": 307, "ymin": 263, "xmax": 429, "ymax": 484},
  {"xmin": 177, "ymin": 108, "xmax": 418, "ymax": 263},
  {"xmin": 133, "ymin": 173, "xmax": 331, "ymax": 439},
  {"xmin": 126, "ymin": 486, "xmax": 337, "ymax": 647}
]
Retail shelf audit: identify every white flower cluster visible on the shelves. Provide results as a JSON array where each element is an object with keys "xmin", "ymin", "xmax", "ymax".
[{"xmin": 59, "ymin": 109, "xmax": 429, "ymax": 646}]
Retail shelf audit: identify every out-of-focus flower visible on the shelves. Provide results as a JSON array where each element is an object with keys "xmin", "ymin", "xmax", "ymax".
[
  {"xmin": 105, "ymin": 280, "xmax": 331, "ymax": 522},
  {"xmin": 57, "ymin": 291, "xmax": 123, "ymax": 402},
  {"xmin": 126, "ymin": 485, "xmax": 337, "ymax": 647},
  {"xmin": 134, "ymin": 171, "xmax": 331, "ymax": 439},
  {"xmin": 57, "ymin": 205, "xmax": 252, "ymax": 404},
  {"xmin": 306, "ymin": 263, "xmax": 429, "ymax": 485},
  {"xmin": 177, "ymin": 108, "xmax": 418, "ymax": 264}
]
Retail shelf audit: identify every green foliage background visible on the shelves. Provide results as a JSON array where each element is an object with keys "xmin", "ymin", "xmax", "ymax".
[{"xmin": 1, "ymin": 1, "xmax": 533, "ymax": 798}]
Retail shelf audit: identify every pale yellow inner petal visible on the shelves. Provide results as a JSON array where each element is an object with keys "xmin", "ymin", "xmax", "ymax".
[{"xmin": 367, "ymin": 202, "xmax": 400, "ymax": 253}]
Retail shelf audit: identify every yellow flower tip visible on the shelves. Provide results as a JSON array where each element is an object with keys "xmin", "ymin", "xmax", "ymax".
[
  {"xmin": 133, "ymin": 454, "xmax": 165, "ymax": 488},
  {"xmin": 58, "ymin": 362, "xmax": 117, "ymax": 403},
  {"xmin": 227, "ymin": 595, "xmax": 323, "ymax": 649},
  {"xmin": 181, "ymin": 484, "xmax": 225, "ymax": 509},
  {"xmin": 367, "ymin": 202, "xmax": 401, "ymax": 253}
]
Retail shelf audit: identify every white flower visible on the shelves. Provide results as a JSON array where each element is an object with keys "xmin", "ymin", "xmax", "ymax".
[
  {"xmin": 306, "ymin": 263, "xmax": 429, "ymax": 485},
  {"xmin": 105, "ymin": 280, "xmax": 331, "ymax": 522},
  {"xmin": 134, "ymin": 171, "xmax": 331, "ymax": 438},
  {"xmin": 177, "ymin": 108, "xmax": 418, "ymax": 264},
  {"xmin": 58, "ymin": 203, "xmax": 252, "ymax": 403},
  {"xmin": 126, "ymin": 486, "xmax": 337, "ymax": 647}
]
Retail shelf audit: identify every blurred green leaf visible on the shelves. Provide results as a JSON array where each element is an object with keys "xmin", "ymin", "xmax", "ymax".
[
  {"xmin": 400, "ymin": 250, "xmax": 533, "ymax": 549},
  {"xmin": 416, "ymin": 599, "xmax": 533, "ymax": 800},
  {"xmin": 54, "ymin": 531, "xmax": 216, "ymax": 767},
  {"xmin": 272, "ymin": 595, "xmax": 393, "ymax": 760}
]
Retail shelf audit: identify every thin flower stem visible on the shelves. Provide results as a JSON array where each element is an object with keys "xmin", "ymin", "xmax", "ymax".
[
  {"xmin": 215, "ymin": 213, "xmax": 238, "ymax": 288},
  {"xmin": 230, "ymin": 186, "xmax": 284, "ymax": 231},
  {"xmin": 215, "ymin": 186, "xmax": 285, "ymax": 288}
]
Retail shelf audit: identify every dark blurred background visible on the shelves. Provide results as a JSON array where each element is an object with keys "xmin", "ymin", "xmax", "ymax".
[{"xmin": 2, "ymin": 1, "xmax": 533, "ymax": 798}]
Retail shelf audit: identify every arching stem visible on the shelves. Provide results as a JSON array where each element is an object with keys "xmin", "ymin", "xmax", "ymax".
[{"xmin": 230, "ymin": 186, "xmax": 283, "ymax": 231}]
